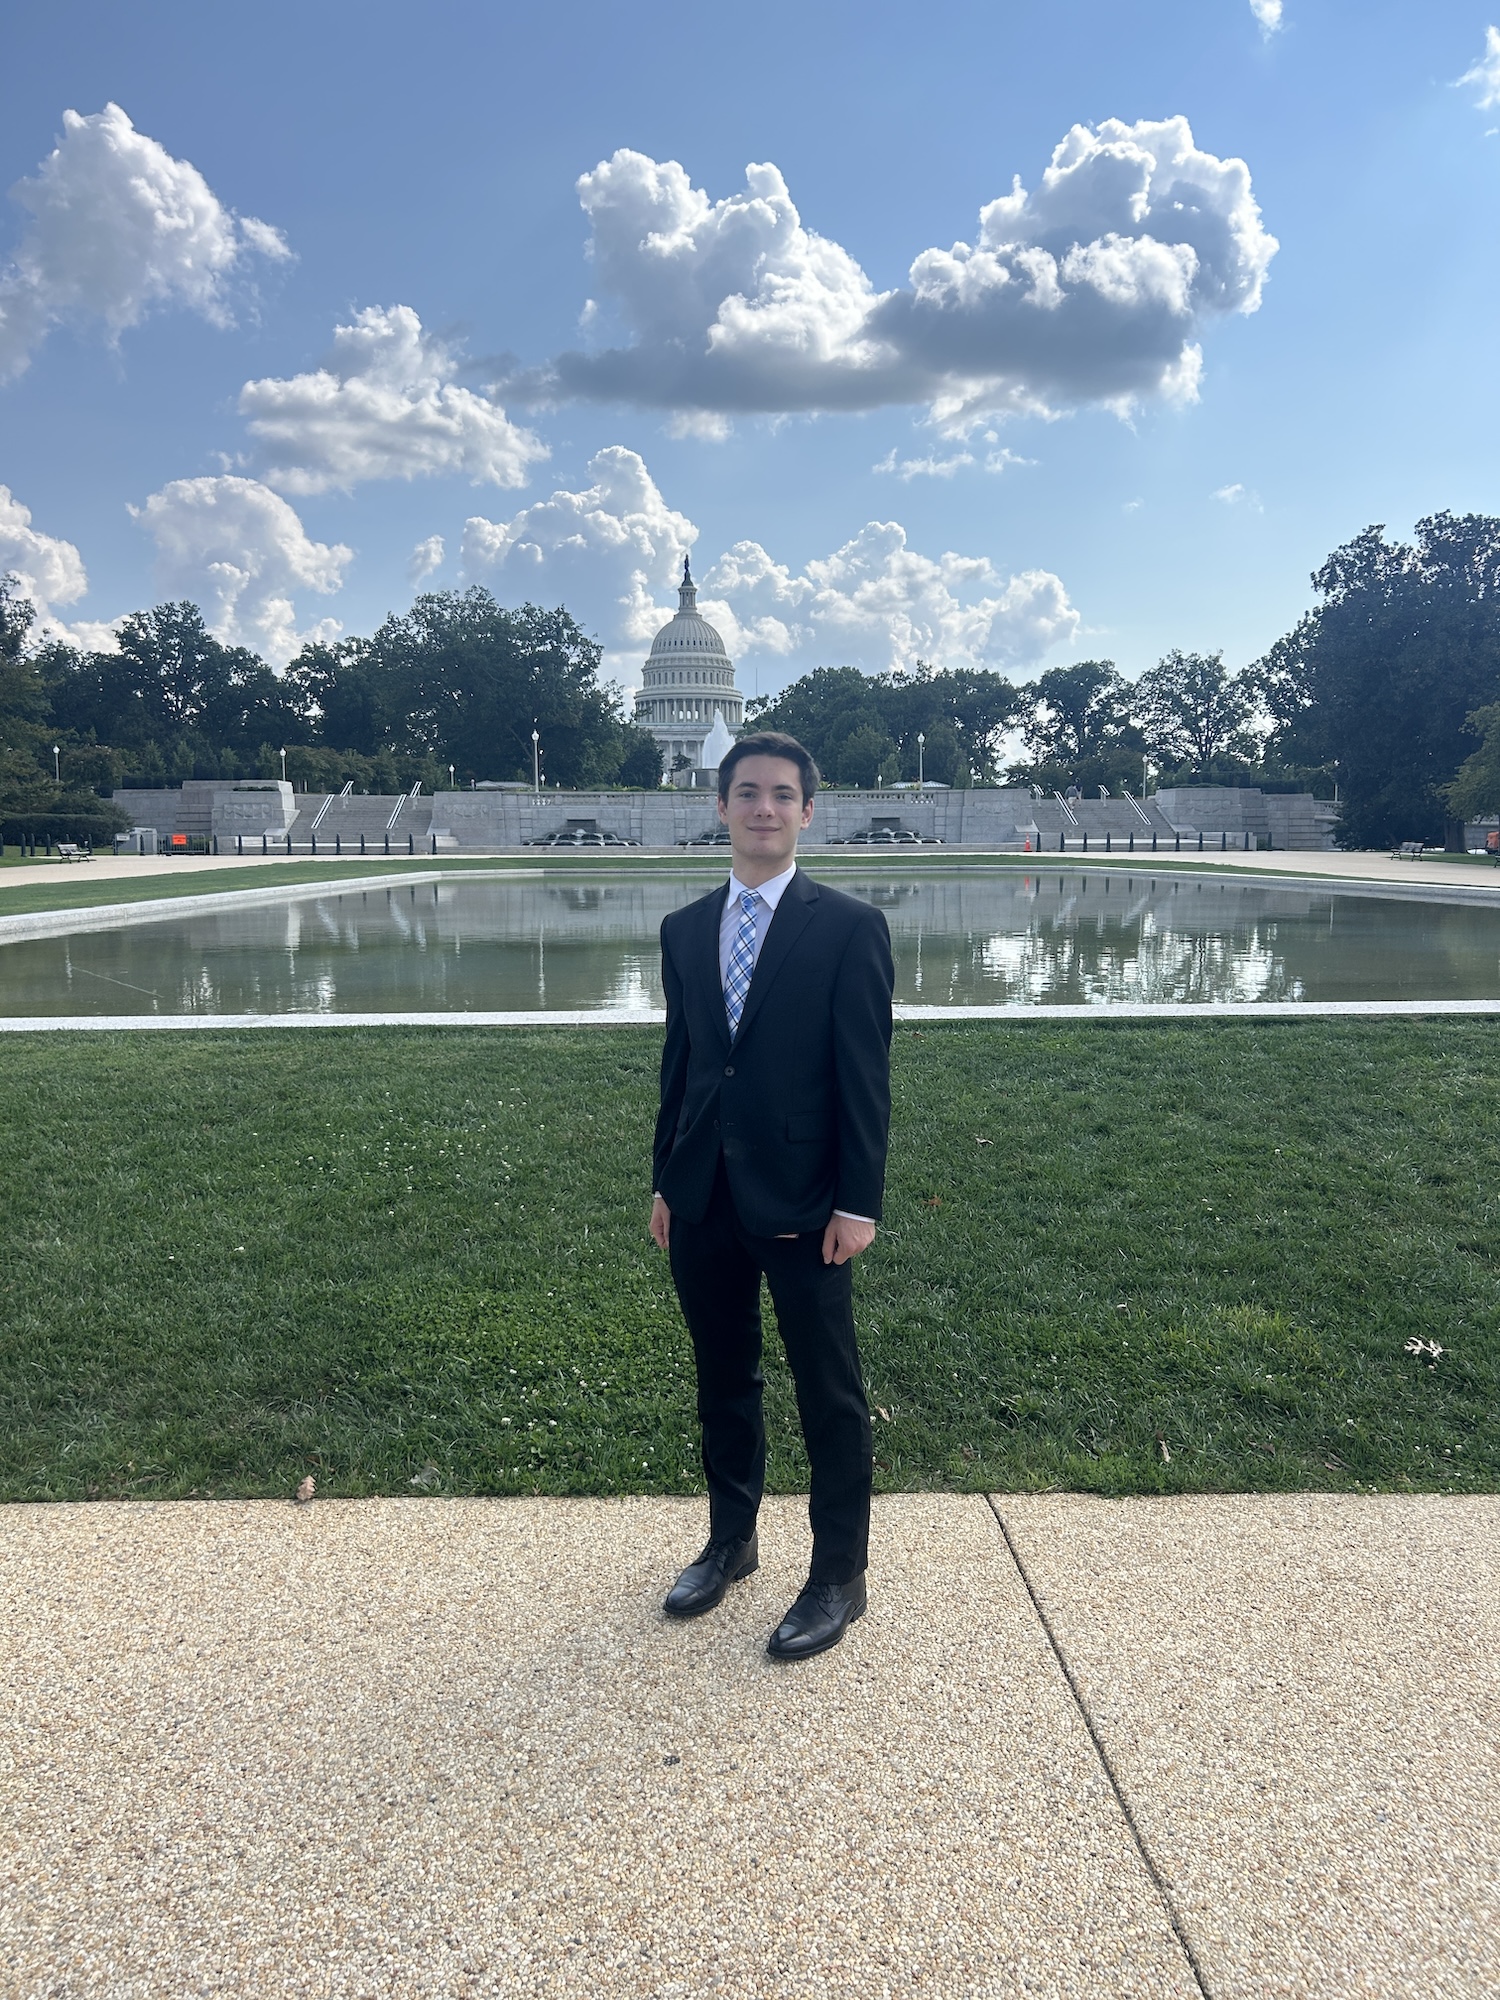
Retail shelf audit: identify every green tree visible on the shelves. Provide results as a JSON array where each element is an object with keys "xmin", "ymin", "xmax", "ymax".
[
  {"xmin": 1021, "ymin": 661, "xmax": 1132, "ymax": 763},
  {"xmin": 47, "ymin": 602, "xmax": 308, "ymax": 776},
  {"xmin": 883, "ymin": 662, "xmax": 1020, "ymax": 784},
  {"xmin": 616, "ymin": 724, "xmax": 664, "ymax": 789},
  {"xmin": 832, "ymin": 722, "xmax": 898, "ymax": 788},
  {"xmin": 750, "ymin": 661, "xmax": 1019, "ymax": 786},
  {"xmin": 1134, "ymin": 649, "xmax": 1259, "ymax": 777},
  {"xmin": 1011, "ymin": 660, "xmax": 1144, "ymax": 794},
  {"xmin": 1442, "ymin": 703, "xmax": 1500, "ymax": 820},
  {"xmin": 1254, "ymin": 514, "xmax": 1500, "ymax": 847},
  {"xmin": 0, "ymin": 578, "xmax": 57, "ymax": 769},
  {"xmin": 289, "ymin": 590, "xmax": 630, "ymax": 787}
]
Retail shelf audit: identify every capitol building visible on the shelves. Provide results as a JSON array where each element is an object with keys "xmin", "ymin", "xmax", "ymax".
[{"xmin": 633, "ymin": 556, "xmax": 744, "ymax": 771}]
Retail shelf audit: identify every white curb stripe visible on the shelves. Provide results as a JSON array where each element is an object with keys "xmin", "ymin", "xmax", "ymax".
[{"xmin": 2, "ymin": 999, "xmax": 1499, "ymax": 1032}]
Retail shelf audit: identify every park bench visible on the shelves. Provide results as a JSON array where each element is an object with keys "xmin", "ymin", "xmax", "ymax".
[
  {"xmin": 55, "ymin": 843, "xmax": 93, "ymax": 863},
  {"xmin": 1391, "ymin": 841, "xmax": 1426, "ymax": 860}
]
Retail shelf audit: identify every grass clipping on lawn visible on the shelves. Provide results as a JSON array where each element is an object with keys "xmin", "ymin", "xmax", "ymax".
[{"xmin": 0, "ymin": 1021, "xmax": 1495, "ymax": 1501}]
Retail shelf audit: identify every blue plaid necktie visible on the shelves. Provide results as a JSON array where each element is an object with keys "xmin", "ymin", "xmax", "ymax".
[{"xmin": 724, "ymin": 888, "xmax": 760, "ymax": 1038}]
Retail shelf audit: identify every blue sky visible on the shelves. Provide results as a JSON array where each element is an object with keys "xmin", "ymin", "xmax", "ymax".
[{"xmin": 3, "ymin": 0, "xmax": 1499, "ymax": 715}]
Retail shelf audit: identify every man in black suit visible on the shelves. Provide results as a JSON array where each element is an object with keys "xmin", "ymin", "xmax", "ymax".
[{"xmin": 649, "ymin": 731, "xmax": 894, "ymax": 1660}]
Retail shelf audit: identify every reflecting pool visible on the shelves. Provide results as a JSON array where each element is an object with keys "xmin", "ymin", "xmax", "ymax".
[{"xmin": 4, "ymin": 868, "xmax": 1500, "ymax": 1015}]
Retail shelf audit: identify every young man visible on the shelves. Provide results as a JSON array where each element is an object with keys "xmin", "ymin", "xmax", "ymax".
[{"xmin": 649, "ymin": 732, "xmax": 894, "ymax": 1660}]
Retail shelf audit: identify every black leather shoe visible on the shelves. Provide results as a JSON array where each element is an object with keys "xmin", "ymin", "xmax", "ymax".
[
  {"xmin": 663, "ymin": 1532, "xmax": 759, "ymax": 1618},
  {"xmin": 766, "ymin": 1574, "xmax": 866, "ymax": 1660}
]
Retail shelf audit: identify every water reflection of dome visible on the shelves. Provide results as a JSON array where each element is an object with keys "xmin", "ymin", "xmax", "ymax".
[{"xmin": 633, "ymin": 556, "xmax": 744, "ymax": 770}]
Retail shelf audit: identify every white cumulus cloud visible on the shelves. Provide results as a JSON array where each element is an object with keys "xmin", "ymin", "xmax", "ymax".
[
  {"xmin": 1459, "ymin": 26, "xmax": 1500, "ymax": 109},
  {"xmin": 239, "ymin": 304, "xmax": 547, "ymax": 495},
  {"xmin": 788, "ymin": 522, "xmax": 1078, "ymax": 671},
  {"xmin": 521, "ymin": 121, "xmax": 1276, "ymax": 429},
  {"xmin": 408, "ymin": 534, "xmax": 445, "ymax": 583},
  {"xmin": 132, "ymin": 475, "xmax": 351, "ymax": 665},
  {"xmin": 462, "ymin": 446, "xmax": 696, "ymax": 662},
  {"xmin": 0, "ymin": 102, "xmax": 290, "ymax": 381},
  {"xmin": 0, "ymin": 484, "xmax": 87, "ymax": 621},
  {"xmin": 463, "ymin": 445, "xmax": 1076, "ymax": 684},
  {"xmin": 1249, "ymin": 1, "xmax": 1283, "ymax": 35}
]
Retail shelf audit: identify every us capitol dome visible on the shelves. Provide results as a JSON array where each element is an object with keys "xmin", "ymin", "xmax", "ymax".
[{"xmin": 633, "ymin": 556, "xmax": 744, "ymax": 772}]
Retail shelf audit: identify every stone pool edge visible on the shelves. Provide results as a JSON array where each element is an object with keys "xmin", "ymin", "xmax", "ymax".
[{"xmin": 0, "ymin": 872, "xmax": 456, "ymax": 946}]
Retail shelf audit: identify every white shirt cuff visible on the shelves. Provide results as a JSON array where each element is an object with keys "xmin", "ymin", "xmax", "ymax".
[{"xmin": 832, "ymin": 1210, "xmax": 875, "ymax": 1225}]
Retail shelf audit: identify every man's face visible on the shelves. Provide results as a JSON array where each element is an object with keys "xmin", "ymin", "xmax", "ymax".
[{"xmin": 717, "ymin": 756, "xmax": 814, "ymax": 876}]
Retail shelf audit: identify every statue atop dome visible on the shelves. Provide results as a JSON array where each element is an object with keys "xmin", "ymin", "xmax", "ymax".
[{"xmin": 632, "ymin": 554, "xmax": 745, "ymax": 783}]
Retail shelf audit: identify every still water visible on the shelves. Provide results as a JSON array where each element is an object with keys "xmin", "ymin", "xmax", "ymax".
[{"xmin": 5, "ymin": 869, "xmax": 1500, "ymax": 1015}]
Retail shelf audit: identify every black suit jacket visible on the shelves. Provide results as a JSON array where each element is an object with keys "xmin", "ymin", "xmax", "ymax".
[{"xmin": 654, "ymin": 869, "xmax": 894, "ymax": 1236}]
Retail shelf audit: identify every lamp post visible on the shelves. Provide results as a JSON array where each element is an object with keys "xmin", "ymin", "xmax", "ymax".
[
  {"xmin": 448, "ymin": 763, "xmax": 455, "ymax": 789},
  {"xmin": 52, "ymin": 745, "xmax": 60, "ymax": 784},
  {"xmin": 279, "ymin": 747, "xmax": 287, "ymax": 784},
  {"xmin": 531, "ymin": 728, "xmax": 540, "ymax": 794},
  {"xmin": 917, "ymin": 732, "xmax": 925, "ymax": 789}
]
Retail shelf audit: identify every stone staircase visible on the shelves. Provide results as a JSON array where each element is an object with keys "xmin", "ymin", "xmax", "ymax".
[{"xmin": 220, "ymin": 792, "xmax": 435, "ymax": 854}]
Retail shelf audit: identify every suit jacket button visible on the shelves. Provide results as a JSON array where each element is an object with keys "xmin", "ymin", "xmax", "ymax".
[{"xmin": 724, "ymin": 1064, "xmax": 734, "ymax": 1076}]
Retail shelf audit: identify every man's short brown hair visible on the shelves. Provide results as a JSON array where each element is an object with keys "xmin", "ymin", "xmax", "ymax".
[{"xmin": 717, "ymin": 731, "xmax": 822, "ymax": 805}]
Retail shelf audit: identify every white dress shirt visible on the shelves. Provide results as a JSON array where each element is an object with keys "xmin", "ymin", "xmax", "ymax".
[
  {"xmin": 716, "ymin": 864, "xmax": 872, "ymax": 1228},
  {"xmin": 717, "ymin": 862, "xmax": 798, "ymax": 991}
]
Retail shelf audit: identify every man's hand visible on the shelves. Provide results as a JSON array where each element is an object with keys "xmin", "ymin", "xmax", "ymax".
[
  {"xmin": 822, "ymin": 1214, "xmax": 876, "ymax": 1265},
  {"xmin": 649, "ymin": 1194, "xmax": 672, "ymax": 1251}
]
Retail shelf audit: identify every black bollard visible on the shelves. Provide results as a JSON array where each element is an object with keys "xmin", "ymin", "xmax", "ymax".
[
  {"xmin": 1175, "ymin": 833, "xmax": 1181, "ymax": 851},
  {"xmin": 1106, "ymin": 832, "xmax": 1111, "ymax": 853},
  {"xmin": 360, "ymin": 833, "xmax": 366, "ymax": 855},
  {"xmin": 335, "ymin": 834, "xmax": 341, "ymax": 855},
  {"xmin": 407, "ymin": 834, "xmax": 414, "ymax": 856},
  {"xmin": 384, "ymin": 833, "xmax": 390, "ymax": 855}
]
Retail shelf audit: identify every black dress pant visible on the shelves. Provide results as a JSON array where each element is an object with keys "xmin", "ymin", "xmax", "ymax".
[{"xmin": 668, "ymin": 1160, "xmax": 873, "ymax": 1584}]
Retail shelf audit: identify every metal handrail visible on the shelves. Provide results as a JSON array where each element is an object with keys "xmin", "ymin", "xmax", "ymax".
[
  {"xmin": 1053, "ymin": 791, "xmax": 1079, "ymax": 827},
  {"xmin": 1124, "ymin": 789, "xmax": 1152, "ymax": 827},
  {"xmin": 307, "ymin": 792, "xmax": 337, "ymax": 833},
  {"xmin": 385, "ymin": 781, "xmax": 423, "ymax": 832}
]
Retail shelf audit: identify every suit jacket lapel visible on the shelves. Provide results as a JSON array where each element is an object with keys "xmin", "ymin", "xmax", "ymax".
[
  {"xmin": 698, "ymin": 881, "xmax": 731, "ymax": 1050},
  {"xmin": 733, "ymin": 869, "xmax": 817, "ymax": 1044}
]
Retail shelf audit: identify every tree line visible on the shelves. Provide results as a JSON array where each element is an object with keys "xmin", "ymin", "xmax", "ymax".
[
  {"xmin": 752, "ymin": 511, "xmax": 1500, "ymax": 847},
  {"xmin": 6, "ymin": 510, "xmax": 1500, "ymax": 847},
  {"xmin": 0, "ymin": 585, "xmax": 664, "ymax": 841}
]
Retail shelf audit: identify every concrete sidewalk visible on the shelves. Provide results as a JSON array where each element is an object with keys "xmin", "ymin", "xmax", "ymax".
[{"xmin": 2, "ymin": 1495, "xmax": 1495, "ymax": 1998}]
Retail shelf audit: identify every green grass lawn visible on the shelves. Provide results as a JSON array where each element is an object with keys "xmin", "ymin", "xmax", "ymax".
[{"xmin": 1, "ymin": 1021, "xmax": 1495, "ymax": 1502}]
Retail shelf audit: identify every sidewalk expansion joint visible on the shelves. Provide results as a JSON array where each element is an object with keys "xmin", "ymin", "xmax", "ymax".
[{"xmin": 985, "ymin": 1495, "xmax": 1213, "ymax": 2000}]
